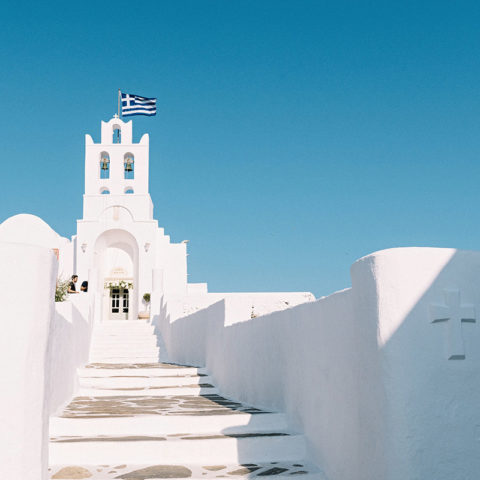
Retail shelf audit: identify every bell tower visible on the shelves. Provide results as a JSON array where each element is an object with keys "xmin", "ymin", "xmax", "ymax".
[
  {"xmin": 75, "ymin": 115, "xmax": 189, "ymax": 324},
  {"xmin": 83, "ymin": 115, "xmax": 153, "ymax": 221}
]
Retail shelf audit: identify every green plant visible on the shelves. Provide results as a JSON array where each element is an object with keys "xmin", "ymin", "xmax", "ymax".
[
  {"xmin": 104, "ymin": 280, "xmax": 133, "ymax": 292},
  {"xmin": 143, "ymin": 293, "xmax": 151, "ymax": 303},
  {"xmin": 55, "ymin": 278, "xmax": 70, "ymax": 302}
]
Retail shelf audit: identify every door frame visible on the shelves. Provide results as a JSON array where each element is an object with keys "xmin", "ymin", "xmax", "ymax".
[{"xmin": 103, "ymin": 276, "xmax": 134, "ymax": 321}]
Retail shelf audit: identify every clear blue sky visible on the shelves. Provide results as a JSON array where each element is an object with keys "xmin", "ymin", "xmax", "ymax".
[{"xmin": 2, "ymin": 1, "xmax": 480, "ymax": 297}]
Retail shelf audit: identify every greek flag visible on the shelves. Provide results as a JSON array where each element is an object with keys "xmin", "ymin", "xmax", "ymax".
[{"xmin": 121, "ymin": 93, "xmax": 157, "ymax": 117}]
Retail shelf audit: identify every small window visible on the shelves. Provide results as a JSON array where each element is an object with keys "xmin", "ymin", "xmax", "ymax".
[
  {"xmin": 124, "ymin": 153, "xmax": 134, "ymax": 179},
  {"xmin": 100, "ymin": 188, "xmax": 110, "ymax": 195},
  {"xmin": 125, "ymin": 187, "xmax": 134, "ymax": 194},
  {"xmin": 100, "ymin": 152, "xmax": 110, "ymax": 179}
]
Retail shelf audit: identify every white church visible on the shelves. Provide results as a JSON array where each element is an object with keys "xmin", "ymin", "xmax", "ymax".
[
  {"xmin": 0, "ymin": 116, "xmax": 310, "ymax": 325},
  {"xmin": 75, "ymin": 115, "xmax": 193, "ymax": 323},
  {"xmin": 1, "ymin": 116, "xmax": 480, "ymax": 480}
]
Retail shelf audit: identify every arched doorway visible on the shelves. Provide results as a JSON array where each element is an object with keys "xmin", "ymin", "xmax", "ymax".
[{"xmin": 94, "ymin": 229, "xmax": 139, "ymax": 321}]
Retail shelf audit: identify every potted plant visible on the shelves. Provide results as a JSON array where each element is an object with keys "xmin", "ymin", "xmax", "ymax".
[{"xmin": 138, "ymin": 292, "xmax": 151, "ymax": 320}]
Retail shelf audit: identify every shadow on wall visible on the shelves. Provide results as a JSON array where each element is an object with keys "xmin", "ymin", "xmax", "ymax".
[
  {"xmin": 153, "ymin": 248, "xmax": 480, "ymax": 480},
  {"xmin": 362, "ymin": 248, "xmax": 480, "ymax": 480},
  {"xmin": 152, "ymin": 298, "xmax": 225, "ymax": 367}
]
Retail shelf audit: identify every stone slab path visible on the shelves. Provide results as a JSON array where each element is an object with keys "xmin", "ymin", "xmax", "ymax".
[
  {"xmin": 49, "ymin": 461, "xmax": 315, "ymax": 479},
  {"xmin": 49, "ymin": 322, "xmax": 324, "ymax": 479}
]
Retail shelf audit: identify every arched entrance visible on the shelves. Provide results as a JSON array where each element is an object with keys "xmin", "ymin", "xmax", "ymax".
[{"xmin": 93, "ymin": 229, "xmax": 139, "ymax": 321}]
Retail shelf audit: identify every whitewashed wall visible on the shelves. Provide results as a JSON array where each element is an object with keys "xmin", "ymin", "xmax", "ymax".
[
  {"xmin": 158, "ymin": 247, "xmax": 480, "ymax": 480},
  {"xmin": 0, "ymin": 214, "xmax": 72, "ymax": 278},
  {"xmin": 47, "ymin": 294, "xmax": 94, "ymax": 415},
  {"xmin": 355, "ymin": 247, "xmax": 480, "ymax": 480},
  {"xmin": 0, "ymin": 242, "xmax": 57, "ymax": 480}
]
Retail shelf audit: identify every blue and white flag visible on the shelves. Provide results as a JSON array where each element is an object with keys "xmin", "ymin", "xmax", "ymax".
[{"xmin": 121, "ymin": 93, "xmax": 157, "ymax": 117}]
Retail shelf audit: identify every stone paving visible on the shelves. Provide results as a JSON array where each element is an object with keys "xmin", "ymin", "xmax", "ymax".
[
  {"xmin": 49, "ymin": 461, "xmax": 312, "ymax": 479},
  {"xmin": 60, "ymin": 393, "xmax": 267, "ymax": 418},
  {"xmin": 51, "ymin": 432, "xmax": 290, "ymax": 443}
]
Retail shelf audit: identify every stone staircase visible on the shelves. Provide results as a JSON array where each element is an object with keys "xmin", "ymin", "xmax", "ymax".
[
  {"xmin": 49, "ymin": 321, "xmax": 324, "ymax": 479},
  {"xmin": 88, "ymin": 321, "xmax": 162, "ymax": 364}
]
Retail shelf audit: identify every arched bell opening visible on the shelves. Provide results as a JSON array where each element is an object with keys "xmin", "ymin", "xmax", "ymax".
[
  {"xmin": 100, "ymin": 152, "xmax": 110, "ymax": 179},
  {"xmin": 124, "ymin": 153, "xmax": 134, "ymax": 179}
]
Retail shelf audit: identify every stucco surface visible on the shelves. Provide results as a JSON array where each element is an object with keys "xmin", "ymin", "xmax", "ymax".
[
  {"xmin": 47, "ymin": 295, "xmax": 94, "ymax": 415},
  {"xmin": 353, "ymin": 247, "xmax": 480, "ymax": 480},
  {"xmin": 159, "ymin": 247, "xmax": 480, "ymax": 480},
  {"xmin": 0, "ymin": 213, "xmax": 73, "ymax": 277},
  {"xmin": 0, "ymin": 242, "xmax": 57, "ymax": 480}
]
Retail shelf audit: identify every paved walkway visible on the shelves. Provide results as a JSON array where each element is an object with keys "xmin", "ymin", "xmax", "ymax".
[{"xmin": 49, "ymin": 322, "xmax": 322, "ymax": 479}]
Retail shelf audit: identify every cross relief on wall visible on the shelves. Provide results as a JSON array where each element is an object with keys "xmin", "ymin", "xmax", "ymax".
[{"xmin": 430, "ymin": 289, "xmax": 476, "ymax": 360}]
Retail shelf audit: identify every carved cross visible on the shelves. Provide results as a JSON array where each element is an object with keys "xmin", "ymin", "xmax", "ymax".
[{"xmin": 430, "ymin": 289, "xmax": 476, "ymax": 360}]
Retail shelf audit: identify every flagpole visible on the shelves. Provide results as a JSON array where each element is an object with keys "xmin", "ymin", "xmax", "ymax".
[{"xmin": 118, "ymin": 89, "xmax": 121, "ymax": 118}]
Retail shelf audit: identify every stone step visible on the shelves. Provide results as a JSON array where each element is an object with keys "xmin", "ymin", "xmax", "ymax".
[
  {"xmin": 94, "ymin": 322, "xmax": 154, "ymax": 329},
  {"xmin": 78, "ymin": 385, "xmax": 219, "ymax": 397},
  {"xmin": 89, "ymin": 353, "xmax": 162, "ymax": 360},
  {"xmin": 93, "ymin": 332, "xmax": 158, "ymax": 339},
  {"xmin": 99, "ymin": 320, "xmax": 151, "ymax": 325},
  {"xmin": 91, "ymin": 339, "xmax": 159, "ymax": 347},
  {"xmin": 91, "ymin": 342, "xmax": 159, "ymax": 348},
  {"xmin": 92, "ymin": 333, "xmax": 157, "ymax": 339},
  {"xmin": 89, "ymin": 348, "xmax": 161, "ymax": 357},
  {"xmin": 78, "ymin": 365, "xmax": 207, "ymax": 377},
  {"xmin": 92, "ymin": 340, "xmax": 157, "ymax": 346},
  {"xmin": 51, "ymin": 392, "xmax": 272, "ymax": 418},
  {"xmin": 90, "ymin": 343, "xmax": 159, "ymax": 350},
  {"xmin": 94, "ymin": 327, "xmax": 153, "ymax": 332},
  {"xmin": 93, "ymin": 328, "xmax": 155, "ymax": 335},
  {"xmin": 90, "ymin": 343, "xmax": 160, "ymax": 349},
  {"xmin": 90, "ymin": 354, "xmax": 163, "ymax": 364},
  {"xmin": 88, "ymin": 354, "xmax": 162, "ymax": 362},
  {"xmin": 79, "ymin": 374, "xmax": 213, "ymax": 389},
  {"xmin": 49, "ymin": 461, "xmax": 324, "ymax": 480},
  {"xmin": 92, "ymin": 332, "xmax": 156, "ymax": 338},
  {"xmin": 49, "ymin": 432, "xmax": 306, "ymax": 465},
  {"xmin": 50, "ymin": 412, "xmax": 288, "ymax": 436}
]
